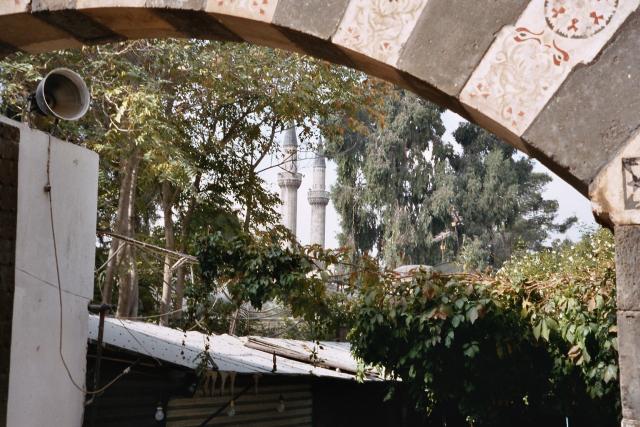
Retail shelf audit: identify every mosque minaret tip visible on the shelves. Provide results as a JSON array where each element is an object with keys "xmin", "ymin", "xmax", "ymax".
[
  {"xmin": 307, "ymin": 139, "xmax": 330, "ymax": 248},
  {"xmin": 277, "ymin": 124, "xmax": 303, "ymax": 237}
]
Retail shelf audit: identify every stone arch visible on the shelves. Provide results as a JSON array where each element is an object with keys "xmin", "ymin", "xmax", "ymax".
[
  {"xmin": 1, "ymin": 0, "xmax": 640, "ymax": 221},
  {"xmin": 4, "ymin": 2, "xmax": 640, "ymax": 426}
]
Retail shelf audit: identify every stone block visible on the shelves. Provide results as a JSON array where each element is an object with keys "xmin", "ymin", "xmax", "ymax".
[
  {"xmin": 398, "ymin": 0, "xmax": 527, "ymax": 97},
  {"xmin": 332, "ymin": 0, "xmax": 429, "ymax": 66},
  {"xmin": 204, "ymin": 0, "xmax": 279, "ymax": 22},
  {"xmin": 145, "ymin": 0, "xmax": 204, "ymax": 9},
  {"xmin": 273, "ymin": 0, "xmax": 349, "ymax": 40},
  {"xmin": 615, "ymin": 226, "xmax": 640, "ymax": 310},
  {"xmin": 31, "ymin": 0, "xmax": 78, "ymax": 12},
  {"xmin": 462, "ymin": 0, "xmax": 640, "ymax": 138},
  {"xmin": 0, "ymin": 0, "xmax": 30, "ymax": 15},
  {"xmin": 618, "ymin": 310, "xmax": 640, "ymax": 423},
  {"xmin": 524, "ymin": 9, "xmax": 640, "ymax": 186},
  {"xmin": 0, "ymin": 42, "xmax": 17, "ymax": 57},
  {"xmin": 275, "ymin": 26, "xmax": 356, "ymax": 69}
]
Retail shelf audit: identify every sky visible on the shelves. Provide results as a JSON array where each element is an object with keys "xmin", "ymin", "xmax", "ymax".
[{"xmin": 259, "ymin": 110, "xmax": 597, "ymax": 249}]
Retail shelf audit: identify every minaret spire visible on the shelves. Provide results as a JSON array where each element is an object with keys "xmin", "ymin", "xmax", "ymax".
[
  {"xmin": 277, "ymin": 124, "xmax": 302, "ymax": 237},
  {"xmin": 308, "ymin": 139, "xmax": 330, "ymax": 247}
]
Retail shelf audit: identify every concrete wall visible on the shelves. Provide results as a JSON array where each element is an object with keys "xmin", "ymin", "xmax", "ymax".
[{"xmin": 0, "ymin": 117, "xmax": 98, "ymax": 427}]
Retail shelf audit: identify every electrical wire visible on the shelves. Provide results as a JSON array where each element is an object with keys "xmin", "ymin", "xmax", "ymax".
[
  {"xmin": 114, "ymin": 318, "xmax": 163, "ymax": 366},
  {"xmin": 117, "ymin": 307, "xmax": 186, "ymax": 320},
  {"xmin": 46, "ymin": 134, "xmax": 133, "ymax": 396},
  {"xmin": 95, "ymin": 242, "xmax": 125, "ymax": 274}
]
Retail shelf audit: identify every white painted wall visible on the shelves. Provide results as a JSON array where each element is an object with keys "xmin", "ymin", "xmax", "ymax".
[{"xmin": 1, "ymin": 117, "xmax": 98, "ymax": 427}]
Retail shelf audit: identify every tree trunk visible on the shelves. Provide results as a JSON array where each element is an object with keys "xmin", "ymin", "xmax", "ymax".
[
  {"xmin": 159, "ymin": 181, "xmax": 176, "ymax": 326},
  {"xmin": 116, "ymin": 151, "xmax": 141, "ymax": 318},
  {"xmin": 173, "ymin": 172, "xmax": 201, "ymax": 320},
  {"xmin": 103, "ymin": 152, "xmax": 137, "ymax": 304},
  {"xmin": 174, "ymin": 266, "xmax": 185, "ymax": 320},
  {"xmin": 173, "ymin": 218, "xmax": 190, "ymax": 320},
  {"xmin": 229, "ymin": 176, "xmax": 256, "ymax": 335}
]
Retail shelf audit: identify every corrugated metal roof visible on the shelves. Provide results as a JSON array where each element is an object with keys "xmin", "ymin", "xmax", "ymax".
[{"xmin": 88, "ymin": 315, "xmax": 381, "ymax": 381}]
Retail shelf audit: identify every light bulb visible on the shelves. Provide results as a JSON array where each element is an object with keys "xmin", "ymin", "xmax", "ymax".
[
  {"xmin": 227, "ymin": 400, "xmax": 236, "ymax": 417},
  {"xmin": 154, "ymin": 405, "xmax": 165, "ymax": 422},
  {"xmin": 277, "ymin": 395, "xmax": 285, "ymax": 413},
  {"xmin": 187, "ymin": 382, "xmax": 197, "ymax": 394}
]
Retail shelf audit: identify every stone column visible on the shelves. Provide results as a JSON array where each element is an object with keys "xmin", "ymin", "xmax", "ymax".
[
  {"xmin": 590, "ymin": 133, "xmax": 640, "ymax": 426},
  {"xmin": 616, "ymin": 226, "xmax": 640, "ymax": 427},
  {"xmin": 277, "ymin": 125, "xmax": 302, "ymax": 237},
  {"xmin": 308, "ymin": 144, "xmax": 329, "ymax": 247}
]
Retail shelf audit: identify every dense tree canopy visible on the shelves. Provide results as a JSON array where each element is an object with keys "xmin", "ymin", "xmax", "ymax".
[
  {"xmin": 0, "ymin": 39, "xmax": 388, "ymax": 321},
  {"xmin": 328, "ymin": 90, "xmax": 575, "ymax": 269}
]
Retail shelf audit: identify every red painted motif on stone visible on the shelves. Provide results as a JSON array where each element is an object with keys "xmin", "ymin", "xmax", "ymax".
[{"xmin": 544, "ymin": 0, "xmax": 618, "ymax": 38}]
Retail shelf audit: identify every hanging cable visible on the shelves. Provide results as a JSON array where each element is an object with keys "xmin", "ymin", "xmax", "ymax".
[
  {"xmin": 114, "ymin": 318, "xmax": 163, "ymax": 367},
  {"xmin": 45, "ymin": 134, "xmax": 134, "ymax": 396}
]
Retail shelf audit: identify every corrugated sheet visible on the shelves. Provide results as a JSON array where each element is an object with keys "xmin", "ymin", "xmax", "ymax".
[
  {"xmin": 166, "ymin": 384, "xmax": 312, "ymax": 427},
  {"xmin": 88, "ymin": 315, "xmax": 379, "ymax": 381},
  {"xmin": 243, "ymin": 337, "xmax": 362, "ymax": 375}
]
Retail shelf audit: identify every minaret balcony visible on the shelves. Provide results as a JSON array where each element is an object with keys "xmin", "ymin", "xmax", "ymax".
[
  {"xmin": 308, "ymin": 189, "xmax": 330, "ymax": 205},
  {"xmin": 277, "ymin": 172, "xmax": 303, "ymax": 188}
]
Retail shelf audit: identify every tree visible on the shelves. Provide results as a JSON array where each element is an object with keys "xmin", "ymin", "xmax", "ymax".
[
  {"xmin": 327, "ymin": 90, "xmax": 450, "ymax": 268},
  {"xmin": 451, "ymin": 123, "xmax": 575, "ymax": 268},
  {"xmin": 328, "ymin": 89, "xmax": 574, "ymax": 269},
  {"xmin": 0, "ymin": 40, "xmax": 389, "ymax": 321}
]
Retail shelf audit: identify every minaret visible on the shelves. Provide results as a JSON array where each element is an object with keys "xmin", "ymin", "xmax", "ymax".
[
  {"xmin": 277, "ymin": 124, "xmax": 303, "ymax": 237},
  {"xmin": 308, "ymin": 140, "xmax": 330, "ymax": 247}
]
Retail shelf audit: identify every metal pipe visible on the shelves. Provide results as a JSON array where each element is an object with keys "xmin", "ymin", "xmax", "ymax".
[{"xmin": 88, "ymin": 304, "xmax": 114, "ymax": 427}]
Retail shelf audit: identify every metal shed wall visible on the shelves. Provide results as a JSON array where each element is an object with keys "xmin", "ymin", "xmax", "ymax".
[
  {"xmin": 166, "ymin": 383, "xmax": 312, "ymax": 427},
  {"xmin": 83, "ymin": 345, "xmax": 196, "ymax": 427}
]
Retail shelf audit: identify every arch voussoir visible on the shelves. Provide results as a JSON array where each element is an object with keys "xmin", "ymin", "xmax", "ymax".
[
  {"xmin": 3, "ymin": 1, "xmax": 640, "ymax": 426},
  {"xmin": 0, "ymin": 0, "xmax": 638, "ymax": 214}
]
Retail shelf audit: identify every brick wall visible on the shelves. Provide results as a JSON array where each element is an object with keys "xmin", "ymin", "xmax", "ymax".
[{"xmin": 0, "ymin": 122, "xmax": 19, "ymax": 426}]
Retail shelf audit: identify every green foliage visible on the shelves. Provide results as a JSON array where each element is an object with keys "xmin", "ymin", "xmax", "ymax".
[
  {"xmin": 498, "ymin": 228, "xmax": 618, "ymax": 400},
  {"xmin": 192, "ymin": 217, "xmax": 618, "ymax": 424},
  {"xmin": 0, "ymin": 40, "xmax": 388, "ymax": 317},
  {"xmin": 451, "ymin": 123, "xmax": 576, "ymax": 268},
  {"xmin": 328, "ymin": 91, "xmax": 575, "ymax": 269},
  {"xmin": 190, "ymin": 213, "xmax": 351, "ymax": 338},
  {"xmin": 327, "ymin": 90, "xmax": 450, "ymax": 267},
  {"xmin": 349, "ymin": 229, "xmax": 619, "ymax": 425}
]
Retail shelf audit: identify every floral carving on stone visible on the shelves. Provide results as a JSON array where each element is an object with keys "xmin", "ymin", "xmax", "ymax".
[
  {"xmin": 461, "ymin": 0, "xmax": 639, "ymax": 136},
  {"xmin": 333, "ymin": 0, "xmax": 430, "ymax": 66},
  {"xmin": 463, "ymin": 27, "xmax": 571, "ymax": 132},
  {"xmin": 545, "ymin": 0, "xmax": 618, "ymax": 38},
  {"xmin": 205, "ymin": 0, "xmax": 279, "ymax": 22}
]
